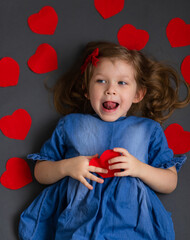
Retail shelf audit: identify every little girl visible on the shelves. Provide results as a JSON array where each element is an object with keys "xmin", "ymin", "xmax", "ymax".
[{"xmin": 19, "ymin": 41, "xmax": 190, "ymax": 240}]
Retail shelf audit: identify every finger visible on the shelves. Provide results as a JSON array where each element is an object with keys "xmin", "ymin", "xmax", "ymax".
[
  {"xmin": 88, "ymin": 165, "xmax": 108, "ymax": 174},
  {"xmin": 113, "ymin": 147, "xmax": 129, "ymax": 156},
  {"xmin": 114, "ymin": 170, "xmax": 129, "ymax": 177},
  {"xmin": 79, "ymin": 176, "xmax": 93, "ymax": 190},
  {"xmin": 109, "ymin": 163, "xmax": 127, "ymax": 170},
  {"xmin": 86, "ymin": 172, "xmax": 104, "ymax": 184},
  {"xmin": 108, "ymin": 156, "xmax": 126, "ymax": 164}
]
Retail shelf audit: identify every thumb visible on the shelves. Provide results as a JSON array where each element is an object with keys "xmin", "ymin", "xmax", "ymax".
[{"xmin": 87, "ymin": 153, "xmax": 99, "ymax": 160}]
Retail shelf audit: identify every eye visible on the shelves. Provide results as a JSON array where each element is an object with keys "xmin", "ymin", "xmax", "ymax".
[
  {"xmin": 96, "ymin": 79, "xmax": 106, "ymax": 83},
  {"xmin": 118, "ymin": 81, "xmax": 127, "ymax": 85}
]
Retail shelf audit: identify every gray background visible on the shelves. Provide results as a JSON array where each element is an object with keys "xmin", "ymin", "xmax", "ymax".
[{"xmin": 0, "ymin": 0, "xmax": 190, "ymax": 239}]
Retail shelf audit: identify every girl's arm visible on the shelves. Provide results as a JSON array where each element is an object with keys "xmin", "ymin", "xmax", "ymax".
[
  {"xmin": 34, "ymin": 155, "xmax": 108, "ymax": 190},
  {"xmin": 134, "ymin": 163, "xmax": 177, "ymax": 194},
  {"xmin": 34, "ymin": 159, "xmax": 68, "ymax": 184},
  {"xmin": 109, "ymin": 147, "xmax": 177, "ymax": 194}
]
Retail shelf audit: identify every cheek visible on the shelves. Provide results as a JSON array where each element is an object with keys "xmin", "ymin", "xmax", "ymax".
[
  {"xmin": 121, "ymin": 89, "xmax": 136, "ymax": 103},
  {"xmin": 90, "ymin": 94, "xmax": 99, "ymax": 106},
  {"xmin": 89, "ymin": 84, "xmax": 101, "ymax": 100}
]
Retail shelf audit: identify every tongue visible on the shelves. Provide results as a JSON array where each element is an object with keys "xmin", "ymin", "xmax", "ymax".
[{"xmin": 103, "ymin": 101, "xmax": 117, "ymax": 110}]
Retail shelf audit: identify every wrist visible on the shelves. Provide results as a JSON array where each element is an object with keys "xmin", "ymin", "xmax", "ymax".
[
  {"xmin": 136, "ymin": 161, "xmax": 146, "ymax": 179},
  {"xmin": 59, "ymin": 159, "xmax": 69, "ymax": 177}
]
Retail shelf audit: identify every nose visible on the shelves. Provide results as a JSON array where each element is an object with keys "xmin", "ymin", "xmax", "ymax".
[{"xmin": 105, "ymin": 84, "xmax": 116, "ymax": 95}]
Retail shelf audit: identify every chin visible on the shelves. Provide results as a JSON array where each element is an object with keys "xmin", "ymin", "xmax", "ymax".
[{"xmin": 99, "ymin": 114, "xmax": 121, "ymax": 122}]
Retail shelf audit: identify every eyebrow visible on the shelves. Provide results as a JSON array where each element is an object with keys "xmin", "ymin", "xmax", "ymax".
[
  {"xmin": 93, "ymin": 73, "xmax": 104, "ymax": 76},
  {"xmin": 94, "ymin": 73, "xmax": 130, "ymax": 79},
  {"xmin": 95, "ymin": 75, "xmax": 132, "ymax": 83}
]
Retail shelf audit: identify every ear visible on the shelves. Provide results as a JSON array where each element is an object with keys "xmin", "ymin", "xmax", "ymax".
[
  {"xmin": 133, "ymin": 87, "xmax": 147, "ymax": 103},
  {"xmin": 82, "ymin": 83, "xmax": 90, "ymax": 99},
  {"xmin": 84, "ymin": 92, "xmax": 90, "ymax": 99}
]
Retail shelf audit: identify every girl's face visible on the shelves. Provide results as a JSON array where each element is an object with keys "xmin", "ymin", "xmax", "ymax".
[{"xmin": 86, "ymin": 58, "xmax": 145, "ymax": 122}]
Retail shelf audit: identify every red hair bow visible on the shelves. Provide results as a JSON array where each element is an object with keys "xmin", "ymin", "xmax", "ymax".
[{"xmin": 81, "ymin": 48, "xmax": 99, "ymax": 74}]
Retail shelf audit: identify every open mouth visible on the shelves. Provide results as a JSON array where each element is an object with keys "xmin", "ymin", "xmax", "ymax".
[{"xmin": 102, "ymin": 101, "xmax": 119, "ymax": 110}]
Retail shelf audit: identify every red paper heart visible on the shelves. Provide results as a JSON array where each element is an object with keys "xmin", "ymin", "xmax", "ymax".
[
  {"xmin": 28, "ymin": 6, "xmax": 58, "ymax": 35},
  {"xmin": 164, "ymin": 123, "xmax": 190, "ymax": 154},
  {"xmin": 28, "ymin": 43, "xmax": 58, "ymax": 74},
  {"xmin": 166, "ymin": 18, "xmax": 190, "ymax": 47},
  {"xmin": 0, "ymin": 158, "xmax": 33, "ymax": 190},
  {"xmin": 0, "ymin": 109, "xmax": 32, "ymax": 140},
  {"xmin": 117, "ymin": 24, "xmax": 149, "ymax": 50},
  {"xmin": 89, "ymin": 149, "xmax": 121, "ymax": 178},
  {"xmin": 94, "ymin": 0, "xmax": 124, "ymax": 19},
  {"xmin": 0, "ymin": 57, "xmax": 19, "ymax": 87},
  {"xmin": 181, "ymin": 55, "xmax": 190, "ymax": 84}
]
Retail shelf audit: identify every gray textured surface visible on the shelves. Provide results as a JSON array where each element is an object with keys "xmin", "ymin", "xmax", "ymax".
[{"xmin": 0, "ymin": 1, "xmax": 189, "ymax": 239}]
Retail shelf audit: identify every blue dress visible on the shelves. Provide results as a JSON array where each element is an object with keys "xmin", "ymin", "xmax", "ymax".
[{"xmin": 19, "ymin": 114, "xmax": 186, "ymax": 240}]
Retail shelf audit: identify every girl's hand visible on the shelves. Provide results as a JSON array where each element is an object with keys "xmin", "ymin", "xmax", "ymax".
[
  {"xmin": 64, "ymin": 154, "xmax": 108, "ymax": 190},
  {"xmin": 108, "ymin": 147, "xmax": 143, "ymax": 177},
  {"xmin": 109, "ymin": 148, "xmax": 177, "ymax": 194}
]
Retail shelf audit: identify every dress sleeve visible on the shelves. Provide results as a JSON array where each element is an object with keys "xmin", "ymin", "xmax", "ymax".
[
  {"xmin": 27, "ymin": 118, "xmax": 66, "ymax": 161},
  {"xmin": 148, "ymin": 123, "xmax": 186, "ymax": 172}
]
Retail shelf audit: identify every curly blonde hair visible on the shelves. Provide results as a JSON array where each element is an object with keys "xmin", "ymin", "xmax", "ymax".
[{"xmin": 53, "ymin": 41, "xmax": 190, "ymax": 124}]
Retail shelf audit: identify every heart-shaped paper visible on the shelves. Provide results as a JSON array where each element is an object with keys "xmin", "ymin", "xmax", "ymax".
[
  {"xmin": 117, "ymin": 24, "xmax": 149, "ymax": 50},
  {"xmin": 164, "ymin": 123, "xmax": 190, "ymax": 154},
  {"xmin": 0, "ymin": 158, "xmax": 33, "ymax": 190},
  {"xmin": 28, "ymin": 6, "xmax": 58, "ymax": 35},
  {"xmin": 181, "ymin": 55, "xmax": 190, "ymax": 84},
  {"xmin": 0, "ymin": 57, "xmax": 19, "ymax": 87},
  {"xmin": 0, "ymin": 109, "xmax": 32, "ymax": 140},
  {"xmin": 28, "ymin": 43, "xmax": 58, "ymax": 73},
  {"xmin": 89, "ymin": 149, "xmax": 121, "ymax": 178},
  {"xmin": 166, "ymin": 18, "xmax": 190, "ymax": 47},
  {"xmin": 94, "ymin": 0, "xmax": 124, "ymax": 19}
]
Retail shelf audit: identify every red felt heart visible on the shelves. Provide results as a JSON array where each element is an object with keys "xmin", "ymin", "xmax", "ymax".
[
  {"xmin": 117, "ymin": 24, "xmax": 149, "ymax": 50},
  {"xmin": 166, "ymin": 18, "xmax": 190, "ymax": 47},
  {"xmin": 0, "ymin": 158, "xmax": 33, "ymax": 190},
  {"xmin": 94, "ymin": 0, "xmax": 124, "ymax": 19},
  {"xmin": 89, "ymin": 149, "xmax": 121, "ymax": 178},
  {"xmin": 181, "ymin": 55, "xmax": 190, "ymax": 84},
  {"xmin": 28, "ymin": 6, "xmax": 58, "ymax": 35},
  {"xmin": 0, "ymin": 57, "xmax": 19, "ymax": 87},
  {"xmin": 164, "ymin": 123, "xmax": 190, "ymax": 154},
  {"xmin": 28, "ymin": 43, "xmax": 58, "ymax": 74},
  {"xmin": 0, "ymin": 109, "xmax": 32, "ymax": 140}
]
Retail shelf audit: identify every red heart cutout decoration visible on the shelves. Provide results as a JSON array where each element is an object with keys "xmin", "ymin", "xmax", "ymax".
[
  {"xmin": 28, "ymin": 43, "xmax": 58, "ymax": 74},
  {"xmin": 164, "ymin": 123, "xmax": 190, "ymax": 154},
  {"xmin": 89, "ymin": 149, "xmax": 121, "ymax": 178},
  {"xmin": 28, "ymin": 6, "xmax": 58, "ymax": 35},
  {"xmin": 0, "ymin": 57, "xmax": 19, "ymax": 87},
  {"xmin": 0, "ymin": 158, "xmax": 33, "ymax": 190},
  {"xmin": 0, "ymin": 109, "xmax": 32, "ymax": 140},
  {"xmin": 181, "ymin": 55, "xmax": 190, "ymax": 84},
  {"xmin": 117, "ymin": 24, "xmax": 149, "ymax": 50},
  {"xmin": 94, "ymin": 0, "xmax": 124, "ymax": 19},
  {"xmin": 166, "ymin": 18, "xmax": 190, "ymax": 47}
]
